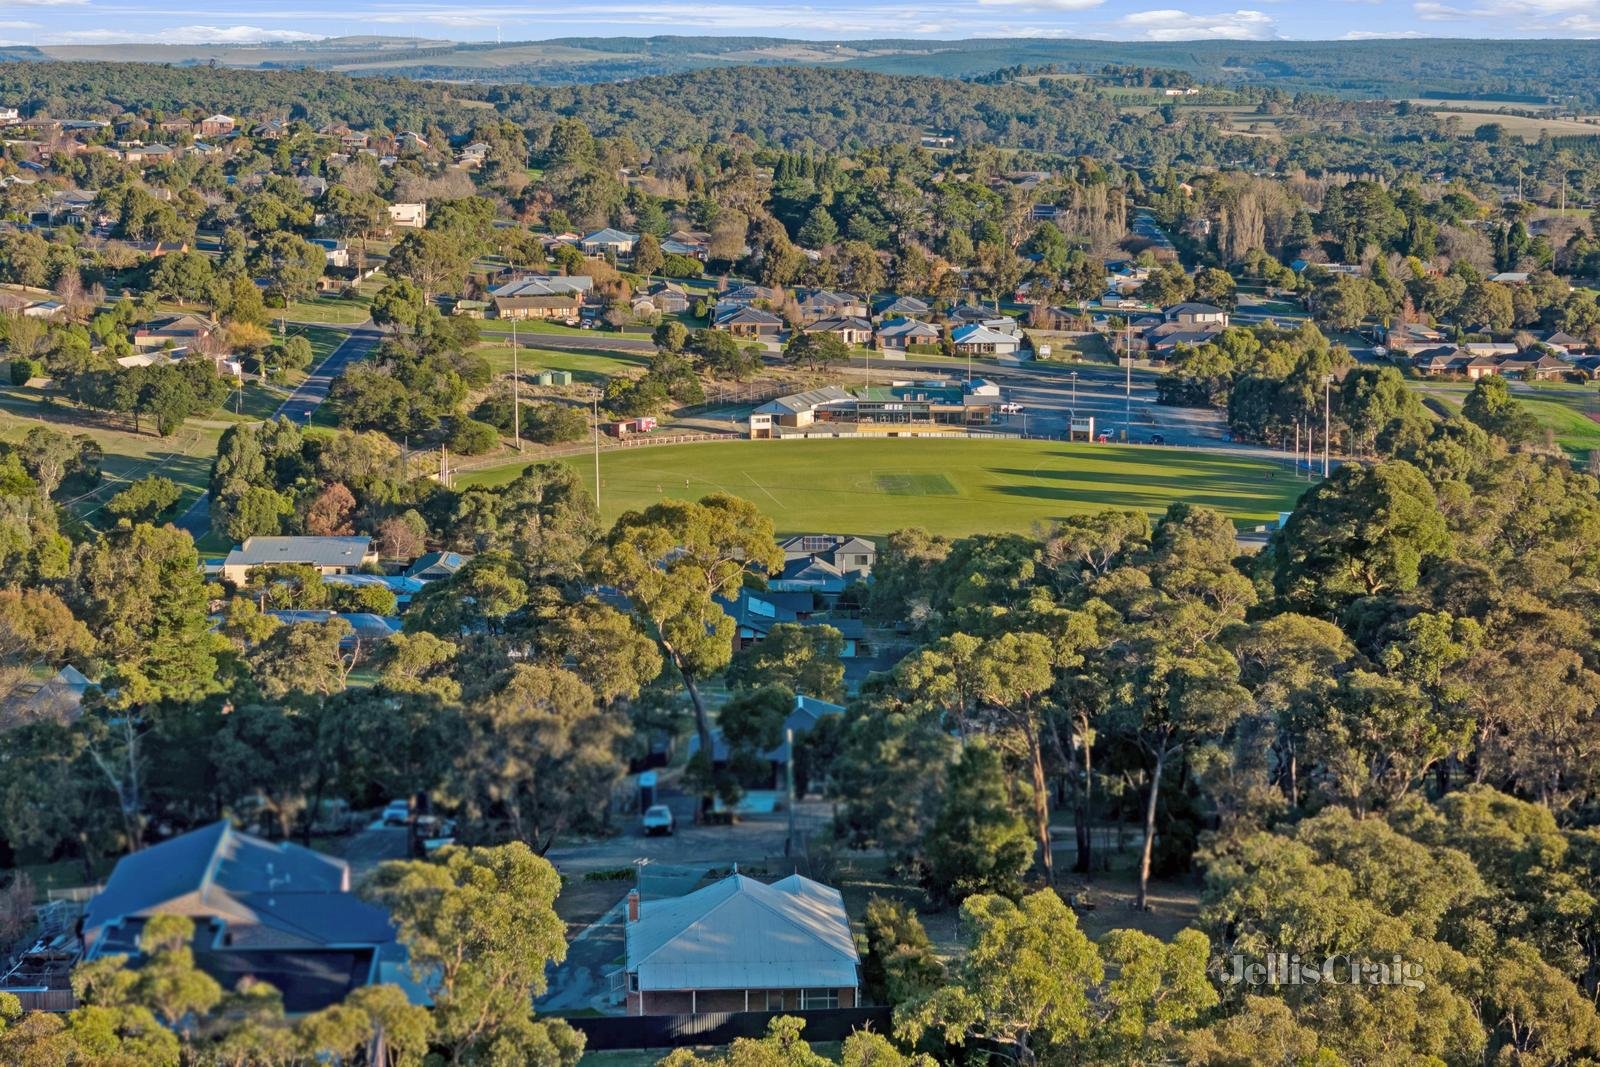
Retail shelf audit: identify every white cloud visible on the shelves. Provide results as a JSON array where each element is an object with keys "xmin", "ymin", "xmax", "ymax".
[
  {"xmin": 1118, "ymin": 8, "xmax": 1277, "ymax": 39},
  {"xmin": 50, "ymin": 25, "xmax": 326, "ymax": 43},
  {"xmin": 9, "ymin": 0, "xmax": 87, "ymax": 6},
  {"xmin": 0, "ymin": 20, "xmax": 42, "ymax": 29},
  {"xmin": 1341, "ymin": 28, "xmax": 1427, "ymax": 37}
]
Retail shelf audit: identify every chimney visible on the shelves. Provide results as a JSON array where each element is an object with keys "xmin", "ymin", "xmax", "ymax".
[{"xmin": 627, "ymin": 890, "xmax": 640, "ymax": 922}]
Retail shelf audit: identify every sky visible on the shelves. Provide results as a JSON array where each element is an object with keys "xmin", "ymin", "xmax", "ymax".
[{"xmin": 4, "ymin": 0, "xmax": 1600, "ymax": 47}]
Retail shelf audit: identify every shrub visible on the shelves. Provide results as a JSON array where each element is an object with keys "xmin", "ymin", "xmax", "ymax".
[{"xmin": 447, "ymin": 418, "xmax": 502, "ymax": 456}]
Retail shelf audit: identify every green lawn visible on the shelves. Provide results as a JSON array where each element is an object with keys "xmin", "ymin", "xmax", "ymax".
[
  {"xmin": 479, "ymin": 344, "xmax": 650, "ymax": 385},
  {"xmin": 1412, "ymin": 380, "xmax": 1600, "ymax": 460},
  {"xmin": 280, "ymin": 295, "xmax": 370, "ymax": 325},
  {"xmin": 456, "ymin": 438, "xmax": 1307, "ymax": 537},
  {"xmin": 0, "ymin": 385, "xmax": 224, "ymax": 522}
]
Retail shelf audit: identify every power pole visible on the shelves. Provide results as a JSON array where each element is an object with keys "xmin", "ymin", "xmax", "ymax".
[{"xmin": 592, "ymin": 391, "xmax": 601, "ymax": 509}]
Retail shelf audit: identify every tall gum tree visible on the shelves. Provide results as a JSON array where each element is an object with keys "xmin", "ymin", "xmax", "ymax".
[{"xmin": 587, "ymin": 494, "xmax": 782, "ymax": 803}]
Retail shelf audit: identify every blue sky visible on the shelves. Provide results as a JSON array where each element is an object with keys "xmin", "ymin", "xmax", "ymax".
[{"xmin": 3, "ymin": 0, "xmax": 1599, "ymax": 46}]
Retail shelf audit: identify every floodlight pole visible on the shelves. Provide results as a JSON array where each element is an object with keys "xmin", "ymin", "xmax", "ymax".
[{"xmin": 1323, "ymin": 375, "xmax": 1332, "ymax": 478}]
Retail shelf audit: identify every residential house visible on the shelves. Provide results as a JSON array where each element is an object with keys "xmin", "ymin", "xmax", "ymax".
[
  {"xmin": 133, "ymin": 313, "xmax": 218, "ymax": 351},
  {"xmin": 1139, "ymin": 319, "xmax": 1222, "ymax": 361},
  {"xmin": 946, "ymin": 303, "xmax": 996, "ymax": 325},
  {"xmin": 1543, "ymin": 331, "xmax": 1588, "ymax": 356},
  {"xmin": 157, "ymin": 118, "xmax": 194, "ymax": 135},
  {"xmin": 221, "ymin": 535, "xmax": 378, "ymax": 586},
  {"xmin": 1411, "ymin": 347, "xmax": 1471, "ymax": 376},
  {"xmin": 1384, "ymin": 321, "xmax": 1447, "ymax": 354},
  {"xmin": 251, "ymin": 119, "xmax": 288, "ymax": 139},
  {"xmin": 21, "ymin": 300, "xmax": 66, "ymax": 320},
  {"xmin": 622, "ymin": 872, "xmax": 859, "ymax": 1016},
  {"xmin": 686, "ymin": 693, "xmax": 846, "ymax": 788},
  {"xmin": 768, "ymin": 556, "xmax": 851, "ymax": 598},
  {"xmin": 29, "ymin": 188, "xmax": 99, "ymax": 228},
  {"xmin": 796, "ymin": 289, "xmax": 867, "ymax": 323},
  {"xmin": 717, "ymin": 284, "xmax": 782, "ymax": 309},
  {"xmin": 309, "ymin": 238, "xmax": 349, "ymax": 269},
  {"xmin": 662, "ymin": 231, "xmax": 710, "ymax": 260},
  {"xmin": 877, "ymin": 318, "xmax": 941, "ymax": 354},
  {"xmin": 397, "ymin": 131, "xmax": 430, "ymax": 153},
  {"xmin": 632, "ymin": 281, "xmax": 690, "ymax": 316},
  {"xmin": 872, "ymin": 295, "xmax": 930, "ymax": 322},
  {"xmin": 715, "ymin": 305, "xmax": 784, "ymax": 339},
  {"xmin": 266, "ymin": 610, "xmax": 402, "ymax": 648},
  {"xmin": 0, "ymin": 666, "xmax": 92, "ymax": 730},
  {"xmin": 1488, "ymin": 272, "xmax": 1531, "ymax": 285},
  {"xmin": 805, "ymin": 316, "xmax": 873, "ymax": 346},
  {"xmin": 779, "ymin": 534, "xmax": 875, "ymax": 579},
  {"xmin": 458, "ymin": 142, "xmax": 490, "ymax": 167},
  {"xmin": 579, "ymin": 228, "xmax": 639, "ymax": 258},
  {"xmin": 0, "ymin": 107, "xmax": 19, "ymax": 124},
  {"xmin": 81, "ymin": 821, "xmax": 421, "ymax": 1014},
  {"xmin": 118, "ymin": 143, "xmax": 173, "ymax": 163},
  {"xmin": 387, "ymin": 202, "xmax": 427, "ymax": 229},
  {"xmin": 405, "ymin": 551, "xmax": 470, "ymax": 582},
  {"xmin": 322, "ymin": 573, "xmax": 424, "ymax": 606},
  {"xmin": 196, "ymin": 114, "xmax": 235, "ymax": 138},
  {"xmin": 951, "ymin": 322, "xmax": 1020, "ymax": 357},
  {"xmin": 489, "ymin": 275, "xmax": 592, "ymax": 321},
  {"xmin": 1165, "ymin": 302, "xmax": 1230, "ymax": 327}
]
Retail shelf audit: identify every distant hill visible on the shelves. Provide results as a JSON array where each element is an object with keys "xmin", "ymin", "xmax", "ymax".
[{"xmin": 6, "ymin": 36, "xmax": 1600, "ymax": 104}]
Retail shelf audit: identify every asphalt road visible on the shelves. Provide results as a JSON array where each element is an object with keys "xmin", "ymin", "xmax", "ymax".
[
  {"xmin": 175, "ymin": 322, "xmax": 383, "ymax": 542},
  {"xmin": 275, "ymin": 323, "xmax": 385, "ymax": 425}
]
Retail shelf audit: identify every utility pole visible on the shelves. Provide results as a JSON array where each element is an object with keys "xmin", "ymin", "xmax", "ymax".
[
  {"xmin": 592, "ymin": 391, "xmax": 601, "ymax": 509},
  {"xmin": 511, "ymin": 321, "xmax": 521, "ymax": 451}
]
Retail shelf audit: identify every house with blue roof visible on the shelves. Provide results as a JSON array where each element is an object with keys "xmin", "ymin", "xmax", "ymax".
[{"xmin": 81, "ymin": 821, "xmax": 427, "ymax": 1013}]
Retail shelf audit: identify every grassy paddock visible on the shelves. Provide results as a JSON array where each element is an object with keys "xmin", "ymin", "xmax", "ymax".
[
  {"xmin": 478, "ymin": 345, "xmax": 650, "ymax": 383},
  {"xmin": 456, "ymin": 438, "xmax": 1306, "ymax": 537}
]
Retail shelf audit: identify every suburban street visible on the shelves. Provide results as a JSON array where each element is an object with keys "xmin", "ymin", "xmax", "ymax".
[
  {"xmin": 174, "ymin": 323, "xmax": 384, "ymax": 541},
  {"xmin": 274, "ymin": 323, "xmax": 386, "ymax": 425}
]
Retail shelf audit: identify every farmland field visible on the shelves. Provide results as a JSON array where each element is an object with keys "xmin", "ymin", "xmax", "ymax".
[
  {"xmin": 1431, "ymin": 111, "xmax": 1600, "ymax": 139},
  {"xmin": 456, "ymin": 438, "xmax": 1308, "ymax": 537}
]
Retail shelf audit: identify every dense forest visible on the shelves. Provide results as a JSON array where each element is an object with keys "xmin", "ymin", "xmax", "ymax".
[
  {"xmin": 7, "ymin": 37, "xmax": 1600, "ymax": 102},
  {"xmin": 10, "ymin": 60, "xmax": 1600, "ymax": 185}
]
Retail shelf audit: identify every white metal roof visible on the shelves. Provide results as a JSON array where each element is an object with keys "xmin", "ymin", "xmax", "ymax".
[{"xmin": 626, "ymin": 873, "xmax": 858, "ymax": 992}]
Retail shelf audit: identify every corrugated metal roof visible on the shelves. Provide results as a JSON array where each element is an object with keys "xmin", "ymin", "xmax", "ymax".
[
  {"xmin": 225, "ymin": 536, "xmax": 372, "ymax": 569},
  {"xmin": 626, "ymin": 873, "xmax": 858, "ymax": 992}
]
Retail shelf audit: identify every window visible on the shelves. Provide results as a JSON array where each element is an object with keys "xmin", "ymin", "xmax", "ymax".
[
  {"xmin": 799, "ymin": 989, "xmax": 839, "ymax": 1010},
  {"xmin": 627, "ymin": 973, "xmax": 639, "ymax": 992}
]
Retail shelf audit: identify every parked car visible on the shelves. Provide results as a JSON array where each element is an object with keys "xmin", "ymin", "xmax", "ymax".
[
  {"xmin": 642, "ymin": 804, "xmax": 675, "ymax": 836},
  {"xmin": 999, "ymin": 402, "xmax": 1023, "ymax": 414},
  {"xmin": 381, "ymin": 799, "xmax": 411, "ymax": 826}
]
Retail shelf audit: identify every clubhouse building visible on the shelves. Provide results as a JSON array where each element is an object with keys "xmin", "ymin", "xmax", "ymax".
[{"xmin": 748, "ymin": 381, "xmax": 1001, "ymax": 439}]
